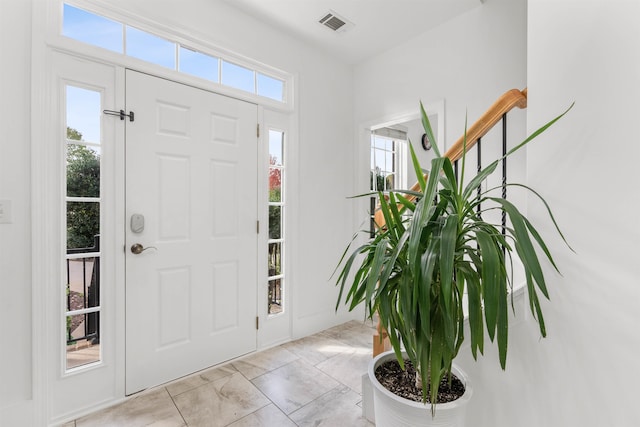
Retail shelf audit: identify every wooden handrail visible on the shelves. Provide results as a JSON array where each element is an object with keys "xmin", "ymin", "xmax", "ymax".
[
  {"xmin": 443, "ymin": 88, "xmax": 527, "ymax": 164},
  {"xmin": 373, "ymin": 88, "xmax": 527, "ymax": 229}
]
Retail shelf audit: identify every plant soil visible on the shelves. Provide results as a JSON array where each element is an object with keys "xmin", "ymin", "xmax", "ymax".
[{"xmin": 375, "ymin": 359, "xmax": 465, "ymax": 404}]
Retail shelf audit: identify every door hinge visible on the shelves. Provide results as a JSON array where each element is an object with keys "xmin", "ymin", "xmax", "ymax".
[
  {"xmin": 257, "ymin": 220, "xmax": 260, "ymax": 234},
  {"xmin": 256, "ymin": 316, "xmax": 259, "ymax": 330},
  {"xmin": 257, "ymin": 124, "xmax": 260, "ymax": 138}
]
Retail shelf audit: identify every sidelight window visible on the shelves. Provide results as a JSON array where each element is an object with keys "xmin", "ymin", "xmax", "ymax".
[
  {"xmin": 65, "ymin": 85, "xmax": 102, "ymax": 370},
  {"xmin": 268, "ymin": 130, "xmax": 285, "ymax": 316}
]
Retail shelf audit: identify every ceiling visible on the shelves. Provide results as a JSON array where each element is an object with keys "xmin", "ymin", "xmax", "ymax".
[{"xmin": 220, "ymin": 0, "xmax": 483, "ymax": 64}]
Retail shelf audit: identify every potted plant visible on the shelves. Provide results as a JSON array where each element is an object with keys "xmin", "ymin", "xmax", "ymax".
[{"xmin": 335, "ymin": 103, "xmax": 572, "ymax": 425}]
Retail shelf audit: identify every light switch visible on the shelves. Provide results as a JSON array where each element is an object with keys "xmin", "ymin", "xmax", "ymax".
[{"xmin": 0, "ymin": 200, "xmax": 12, "ymax": 224}]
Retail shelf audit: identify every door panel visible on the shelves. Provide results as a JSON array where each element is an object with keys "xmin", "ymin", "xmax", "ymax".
[{"xmin": 125, "ymin": 70, "xmax": 258, "ymax": 394}]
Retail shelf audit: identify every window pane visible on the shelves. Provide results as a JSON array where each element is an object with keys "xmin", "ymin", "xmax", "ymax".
[
  {"xmin": 384, "ymin": 172, "xmax": 394, "ymax": 190},
  {"xmin": 269, "ymin": 168, "xmax": 282, "ymax": 203},
  {"xmin": 268, "ymin": 242, "xmax": 282, "ymax": 276},
  {"xmin": 126, "ymin": 26, "xmax": 176, "ymax": 69},
  {"xmin": 373, "ymin": 136, "xmax": 387, "ymax": 149},
  {"xmin": 374, "ymin": 150, "xmax": 383, "ymax": 171},
  {"xmin": 221, "ymin": 60, "xmax": 255, "ymax": 93},
  {"xmin": 257, "ymin": 73, "xmax": 284, "ymax": 101},
  {"xmin": 268, "ymin": 278, "xmax": 282, "ymax": 315},
  {"xmin": 269, "ymin": 130, "xmax": 284, "ymax": 166},
  {"xmin": 179, "ymin": 47, "xmax": 219, "ymax": 82},
  {"xmin": 67, "ymin": 145, "xmax": 100, "ymax": 198},
  {"xmin": 67, "ymin": 256, "xmax": 100, "ymax": 311},
  {"xmin": 67, "ymin": 86, "xmax": 101, "ymax": 144},
  {"xmin": 63, "ymin": 4, "xmax": 123, "ymax": 53},
  {"xmin": 268, "ymin": 206, "xmax": 281, "ymax": 240},
  {"xmin": 385, "ymin": 151, "xmax": 394, "ymax": 173},
  {"xmin": 66, "ymin": 313, "xmax": 100, "ymax": 369},
  {"xmin": 371, "ymin": 169, "xmax": 382, "ymax": 191},
  {"xmin": 67, "ymin": 202, "xmax": 100, "ymax": 250}
]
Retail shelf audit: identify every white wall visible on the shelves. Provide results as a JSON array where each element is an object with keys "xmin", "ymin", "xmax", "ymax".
[
  {"xmin": 1, "ymin": 0, "xmax": 355, "ymax": 423},
  {"xmin": 523, "ymin": 1, "xmax": 640, "ymax": 425},
  {"xmin": 0, "ymin": 0, "xmax": 34, "ymax": 423},
  {"xmin": 354, "ymin": 0, "xmax": 526, "ymax": 143}
]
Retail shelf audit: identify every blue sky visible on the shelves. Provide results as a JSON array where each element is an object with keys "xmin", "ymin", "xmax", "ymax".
[{"xmin": 67, "ymin": 85, "xmax": 101, "ymax": 144}]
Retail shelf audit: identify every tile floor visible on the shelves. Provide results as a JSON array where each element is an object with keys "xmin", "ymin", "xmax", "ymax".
[{"xmin": 63, "ymin": 320, "xmax": 376, "ymax": 427}]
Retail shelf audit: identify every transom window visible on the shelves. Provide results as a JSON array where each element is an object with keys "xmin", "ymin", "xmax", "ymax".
[{"xmin": 62, "ymin": 3, "xmax": 286, "ymax": 102}]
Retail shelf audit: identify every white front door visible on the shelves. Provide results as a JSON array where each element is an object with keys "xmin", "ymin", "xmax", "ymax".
[{"xmin": 125, "ymin": 70, "xmax": 258, "ymax": 394}]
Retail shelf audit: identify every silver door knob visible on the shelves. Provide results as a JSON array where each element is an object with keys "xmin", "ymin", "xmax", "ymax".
[{"xmin": 131, "ymin": 243, "xmax": 156, "ymax": 254}]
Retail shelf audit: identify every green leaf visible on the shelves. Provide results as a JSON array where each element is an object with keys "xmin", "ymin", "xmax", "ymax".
[
  {"xmin": 396, "ymin": 193, "xmax": 416, "ymax": 212},
  {"xmin": 439, "ymin": 215, "xmax": 458, "ymax": 314},
  {"xmin": 476, "ymin": 229, "xmax": 500, "ymax": 340},
  {"xmin": 365, "ymin": 238, "xmax": 388, "ymax": 308},
  {"xmin": 441, "ymin": 158, "xmax": 458, "ymax": 195},
  {"xmin": 418, "ymin": 239, "xmax": 439, "ymax": 338},
  {"xmin": 429, "ymin": 328, "xmax": 444, "ymax": 407},
  {"xmin": 497, "ymin": 275, "xmax": 509, "ymax": 369},
  {"xmin": 409, "ymin": 142, "xmax": 427, "ymax": 192},
  {"xmin": 489, "ymin": 197, "xmax": 549, "ymax": 299},
  {"xmin": 462, "ymin": 265, "xmax": 484, "ymax": 359},
  {"xmin": 408, "ymin": 157, "xmax": 445, "ymax": 264},
  {"xmin": 421, "ymin": 102, "xmax": 441, "ymax": 158},
  {"xmin": 387, "ymin": 192, "xmax": 406, "ymax": 238},
  {"xmin": 509, "ymin": 182, "xmax": 574, "ymax": 254}
]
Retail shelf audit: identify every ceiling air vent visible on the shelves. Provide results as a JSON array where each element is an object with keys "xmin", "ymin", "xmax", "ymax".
[{"xmin": 318, "ymin": 10, "xmax": 354, "ymax": 33}]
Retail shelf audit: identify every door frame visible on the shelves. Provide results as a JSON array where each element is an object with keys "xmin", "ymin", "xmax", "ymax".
[{"xmin": 32, "ymin": 4, "xmax": 297, "ymax": 422}]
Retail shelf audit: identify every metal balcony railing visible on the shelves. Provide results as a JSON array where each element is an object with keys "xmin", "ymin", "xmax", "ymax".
[{"xmin": 66, "ymin": 235, "xmax": 100, "ymax": 345}]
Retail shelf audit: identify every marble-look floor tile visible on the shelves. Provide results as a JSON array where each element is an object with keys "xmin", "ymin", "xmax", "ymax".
[
  {"xmin": 290, "ymin": 384, "xmax": 374, "ymax": 427},
  {"xmin": 75, "ymin": 388, "xmax": 185, "ymax": 427},
  {"xmin": 319, "ymin": 320, "xmax": 375, "ymax": 349},
  {"xmin": 172, "ymin": 372, "xmax": 270, "ymax": 427},
  {"xmin": 166, "ymin": 363, "xmax": 237, "ymax": 397},
  {"xmin": 227, "ymin": 404, "xmax": 297, "ymax": 427},
  {"xmin": 232, "ymin": 346, "xmax": 299, "ymax": 380},
  {"xmin": 316, "ymin": 346, "xmax": 372, "ymax": 394},
  {"xmin": 251, "ymin": 359, "xmax": 340, "ymax": 414},
  {"xmin": 282, "ymin": 333, "xmax": 354, "ymax": 366}
]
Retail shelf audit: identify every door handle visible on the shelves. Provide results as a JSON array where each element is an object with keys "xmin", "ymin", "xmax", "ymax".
[{"xmin": 131, "ymin": 243, "xmax": 157, "ymax": 254}]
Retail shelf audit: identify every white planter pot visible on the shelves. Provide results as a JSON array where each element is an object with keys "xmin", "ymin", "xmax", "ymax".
[{"xmin": 368, "ymin": 351, "xmax": 472, "ymax": 427}]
